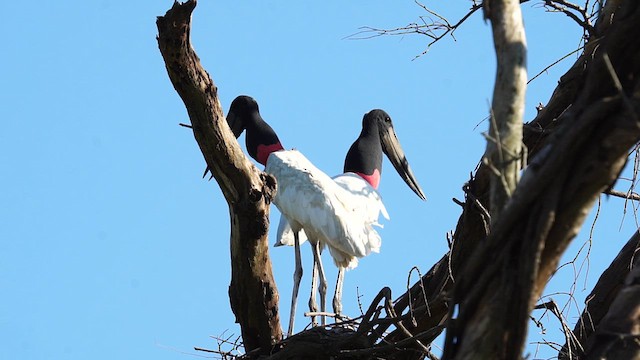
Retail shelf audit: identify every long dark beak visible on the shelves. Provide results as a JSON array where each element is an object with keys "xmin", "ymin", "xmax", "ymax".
[
  {"xmin": 380, "ymin": 125, "xmax": 426, "ymax": 200},
  {"xmin": 226, "ymin": 111, "xmax": 244, "ymax": 138}
]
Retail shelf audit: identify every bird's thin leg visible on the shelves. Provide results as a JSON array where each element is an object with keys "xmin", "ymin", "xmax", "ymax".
[
  {"xmin": 308, "ymin": 253, "xmax": 318, "ymax": 327},
  {"xmin": 333, "ymin": 267, "xmax": 345, "ymax": 319},
  {"xmin": 311, "ymin": 241, "xmax": 328, "ymax": 326},
  {"xmin": 288, "ymin": 232, "xmax": 303, "ymax": 337}
]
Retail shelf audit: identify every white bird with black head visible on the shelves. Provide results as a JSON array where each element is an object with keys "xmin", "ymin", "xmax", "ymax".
[
  {"xmin": 226, "ymin": 96, "xmax": 425, "ymax": 336},
  {"xmin": 276, "ymin": 108, "xmax": 426, "ymax": 329}
]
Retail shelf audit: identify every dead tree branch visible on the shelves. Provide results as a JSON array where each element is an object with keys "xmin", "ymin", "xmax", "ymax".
[
  {"xmin": 156, "ymin": 1, "xmax": 640, "ymax": 358},
  {"xmin": 482, "ymin": 0, "xmax": 527, "ymax": 222},
  {"xmin": 442, "ymin": 0, "xmax": 528, "ymax": 357},
  {"xmin": 543, "ymin": 0, "xmax": 596, "ymax": 37},
  {"xmin": 535, "ymin": 300, "xmax": 585, "ymax": 358},
  {"xmin": 345, "ymin": 1, "xmax": 482, "ymax": 58},
  {"xmin": 605, "ymin": 189, "xmax": 640, "ymax": 201},
  {"xmin": 444, "ymin": 1, "xmax": 640, "ymax": 358},
  {"xmin": 379, "ymin": 1, "xmax": 640, "ymax": 359},
  {"xmin": 559, "ymin": 231, "xmax": 640, "ymax": 359},
  {"xmin": 156, "ymin": 0, "xmax": 282, "ymax": 352},
  {"xmin": 583, "ymin": 248, "xmax": 640, "ymax": 359}
]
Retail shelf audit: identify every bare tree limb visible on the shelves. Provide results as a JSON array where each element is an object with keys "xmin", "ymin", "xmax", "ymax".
[
  {"xmin": 559, "ymin": 231, "xmax": 640, "ymax": 359},
  {"xmin": 535, "ymin": 300, "xmax": 585, "ymax": 358},
  {"xmin": 441, "ymin": 1, "xmax": 527, "ymax": 357},
  {"xmin": 345, "ymin": 1, "xmax": 483, "ymax": 59},
  {"xmin": 381, "ymin": 2, "xmax": 638, "ymax": 357},
  {"xmin": 482, "ymin": 0, "xmax": 528, "ymax": 222},
  {"xmin": 155, "ymin": 1, "xmax": 640, "ymax": 358},
  {"xmin": 444, "ymin": 1, "xmax": 640, "ymax": 358},
  {"xmin": 156, "ymin": 0, "xmax": 282, "ymax": 352},
  {"xmin": 543, "ymin": 0, "xmax": 596, "ymax": 37},
  {"xmin": 605, "ymin": 188, "xmax": 640, "ymax": 201},
  {"xmin": 584, "ymin": 247, "xmax": 640, "ymax": 359},
  {"xmin": 528, "ymin": 45, "xmax": 584, "ymax": 85}
]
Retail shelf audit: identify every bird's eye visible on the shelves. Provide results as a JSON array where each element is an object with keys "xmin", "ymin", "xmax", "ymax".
[{"xmin": 385, "ymin": 117, "xmax": 391, "ymax": 123}]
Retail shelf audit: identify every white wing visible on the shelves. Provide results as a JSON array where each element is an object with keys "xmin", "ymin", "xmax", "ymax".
[
  {"xmin": 332, "ymin": 173, "xmax": 390, "ymax": 223},
  {"xmin": 268, "ymin": 151, "xmax": 388, "ymax": 268},
  {"xmin": 275, "ymin": 213, "xmax": 308, "ymax": 247}
]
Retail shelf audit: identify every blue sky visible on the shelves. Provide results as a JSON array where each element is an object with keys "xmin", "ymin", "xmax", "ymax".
[{"xmin": 1, "ymin": 1, "xmax": 635, "ymax": 359}]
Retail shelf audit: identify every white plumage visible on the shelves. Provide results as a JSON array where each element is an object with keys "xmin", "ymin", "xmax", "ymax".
[
  {"xmin": 225, "ymin": 96, "xmax": 425, "ymax": 337},
  {"xmin": 275, "ymin": 171, "xmax": 390, "ymax": 270},
  {"xmin": 267, "ymin": 150, "xmax": 392, "ymax": 334}
]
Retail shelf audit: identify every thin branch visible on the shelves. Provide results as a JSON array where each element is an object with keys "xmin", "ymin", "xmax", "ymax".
[
  {"xmin": 345, "ymin": 2, "xmax": 482, "ymax": 59},
  {"xmin": 603, "ymin": 52, "xmax": 640, "ymax": 123},
  {"xmin": 407, "ymin": 266, "xmax": 431, "ymax": 327},
  {"xmin": 606, "ymin": 189, "xmax": 640, "ymax": 201},
  {"xmin": 543, "ymin": 0, "xmax": 595, "ymax": 37},
  {"xmin": 528, "ymin": 45, "xmax": 585, "ymax": 84},
  {"xmin": 534, "ymin": 300, "xmax": 585, "ymax": 358},
  {"xmin": 463, "ymin": 182, "xmax": 491, "ymax": 235}
]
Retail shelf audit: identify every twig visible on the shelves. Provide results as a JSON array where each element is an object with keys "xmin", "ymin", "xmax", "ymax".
[
  {"xmin": 382, "ymin": 289, "xmax": 432, "ymax": 355},
  {"xmin": 357, "ymin": 287, "xmax": 393, "ymax": 337},
  {"xmin": 528, "ymin": 45, "xmax": 585, "ymax": 84},
  {"xmin": 618, "ymin": 145, "xmax": 640, "ymax": 230},
  {"xmin": 345, "ymin": 2, "xmax": 482, "ymax": 59},
  {"xmin": 543, "ymin": 0, "xmax": 595, "ymax": 37},
  {"xmin": 603, "ymin": 51, "xmax": 640, "ymax": 233},
  {"xmin": 304, "ymin": 311, "xmax": 350, "ymax": 320},
  {"xmin": 534, "ymin": 300, "xmax": 585, "ymax": 358},
  {"xmin": 463, "ymin": 182, "xmax": 491, "ymax": 235},
  {"xmin": 407, "ymin": 266, "xmax": 431, "ymax": 327},
  {"xmin": 356, "ymin": 287, "xmax": 433, "ymax": 356},
  {"xmin": 202, "ymin": 166, "xmax": 214, "ymax": 180},
  {"xmin": 194, "ymin": 346, "xmax": 227, "ymax": 356},
  {"xmin": 603, "ymin": 52, "xmax": 640, "ymax": 123},
  {"xmin": 356, "ymin": 286, "xmax": 365, "ymax": 316}
]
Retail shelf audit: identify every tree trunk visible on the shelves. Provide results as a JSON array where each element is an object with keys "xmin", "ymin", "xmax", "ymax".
[
  {"xmin": 442, "ymin": 1, "xmax": 640, "ymax": 359},
  {"xmin": 385, "ymin": 2, "xmax": 640, "ymax": 358},
  {"xmin": 156, "ymin": 0, "xmax": 282, "ymax": 352}
]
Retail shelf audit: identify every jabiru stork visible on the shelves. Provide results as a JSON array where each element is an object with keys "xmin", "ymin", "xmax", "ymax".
[
  {"xmin": 226, "ymin": 96, "xmax": 425, "ymax": 336},
  {"xmin": 276, "ymin": 109, "xmax": 426, "ymax": 331}
]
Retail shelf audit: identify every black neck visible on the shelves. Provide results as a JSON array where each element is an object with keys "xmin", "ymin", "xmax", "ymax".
[
  {"xmin": 343, "ymin": 124, "xmax": 382, "ymax": 177},
  {"xmin": 245, "ymin": 114, "xmax": 282, "ymax": 163}
]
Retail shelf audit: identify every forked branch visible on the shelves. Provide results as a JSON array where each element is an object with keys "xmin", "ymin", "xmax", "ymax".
[{"xmin": 346, "ymin": 1, "xmax": 482, "ymax": 58}]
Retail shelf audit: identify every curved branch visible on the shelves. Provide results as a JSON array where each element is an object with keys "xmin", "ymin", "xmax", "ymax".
[
  {"xmin": 345, "ymin": 2, "xmax": 482, "ymax": 59},
  {"xmin": 583, "ymin": 249, "xmax": 640, "ymax": 359},
  {"xmin": 482, "ymin": 0, "xmax": 527, "ymax": 221},
  {"xmin": 383, "ymin": 1, "xmax": 640, "ymax": 358},
  {"xmin": 156, "ymin": 0, "xmax": 282, "ymax": 352},
  {"xmin": 445, "ymin": 2, "xmax": 640, "ymax": 359},
  {"xmin": 559, "ymin": 231, "xmax": 640, "ymax": 359},
  {"xmin": 443, "ymin": 1, "xmax": 527, "ymax": 357}
]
